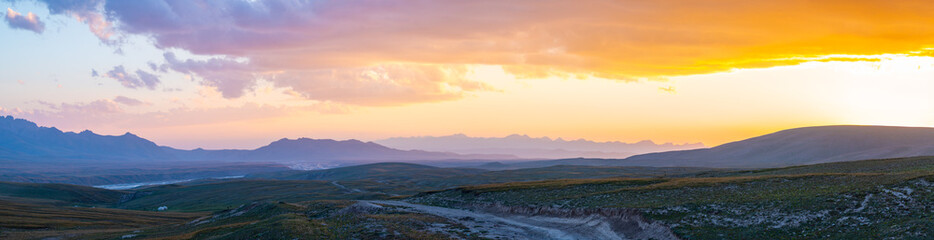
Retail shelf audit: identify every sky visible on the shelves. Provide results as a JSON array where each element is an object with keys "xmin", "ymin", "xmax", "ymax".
[{"xmin": 1, "ymin": 0, "xmax": 933, "ymax": 149}]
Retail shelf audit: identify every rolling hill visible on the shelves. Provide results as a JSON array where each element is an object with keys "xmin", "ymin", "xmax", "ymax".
[
  {"xmin": 412, "ymin": 155, "xmax": 934, "ymax": 239},
  {"xmin": 250, "ymin": 162, "xmax": 715, "ymax": 196},
  {"xmin": 0, "ymin": 181, "xmax": 127, "ymax": 205},
  {"xmin": 624, "ymin": 125, "xmax": 934, "ymax": 168}
]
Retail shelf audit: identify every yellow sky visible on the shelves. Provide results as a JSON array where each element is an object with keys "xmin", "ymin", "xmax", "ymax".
[
  {"xmin": 118, "ymin": 56, "xmax": 934, "ymax": 149},
  {"xmin": 4, "ymin": 0, "xmax": 934, "ymax": 149}
]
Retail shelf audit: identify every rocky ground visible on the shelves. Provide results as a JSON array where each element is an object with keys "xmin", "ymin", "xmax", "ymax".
[{"xmin": 368, "ymin": 200, "xmax": 679, "ymax": 240}]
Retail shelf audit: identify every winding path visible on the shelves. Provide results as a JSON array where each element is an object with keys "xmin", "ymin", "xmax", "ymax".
[{"xmin": 367, "ymin": 200, "xmax": 678, "ymax": 240}]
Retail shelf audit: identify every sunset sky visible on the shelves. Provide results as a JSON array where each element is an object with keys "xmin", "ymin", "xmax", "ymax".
[{"xmin": 2, "ymin": 0, "xmax": 933, "ymax": 149}]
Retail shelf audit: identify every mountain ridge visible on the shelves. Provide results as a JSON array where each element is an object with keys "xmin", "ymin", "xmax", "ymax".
[
  {"xmin": 624, "ymin": 125, "xmax": 934, "ymax": 168},
  {"xmin": 0, "ymin": 116, "xmax": 175, "ymax": 161},
  {"xmin": 0, "ymin": 116, "xmax": 514, "ymax": 165}
]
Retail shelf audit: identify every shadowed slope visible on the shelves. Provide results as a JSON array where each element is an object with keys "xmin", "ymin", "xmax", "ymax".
[{"xmin": 625, "ymin": 125, "xmax": 934, "ymax": 168}]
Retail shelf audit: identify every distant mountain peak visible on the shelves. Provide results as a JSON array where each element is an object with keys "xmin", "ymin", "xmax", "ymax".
[
  {"xmin": 0, "ymin": 116, "xmax": 172, "ymax": 162},
  {"xmin": 270, "ymin": 137, "xmax": 372, "ymax": 146},
  {"xmin": 1, "ymin": 116, "xmax": 512, "ymax": 164},
  {"xmin": 244, "ymin": 135, "xmax": 507, "ymax": 162},
  {"xmin": 376, "ymin": 133, "xmax": 704, "ymax": 159},
  {"xmin": 504, "ymin": 134, "xmax": 532, "ymax": 139}
]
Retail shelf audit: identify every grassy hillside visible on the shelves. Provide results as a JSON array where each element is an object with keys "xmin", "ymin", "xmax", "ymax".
[
  {"xmin": 3, "ymin": 197, "xmax": 476, "ymax": 240},
  {"xmin": 6, "ymin": 156, "xmax": 934, "ymax": 239},
  {"xmin": 0, "ymin": 179, "xmax": 462, "ymax": 239},
  {"xmin": 118, "ymin": 179, "xmax": 390, "ymax": 212},
  {"xmin": 709, "ymin": 156, "xmax": 934, "ymax": 176},
  {"xmin": 411, "ymin": 156, "xmax": 934, "ymax": 239},
  {"xmin": 251, "ymin": 162, "xmax": 716, "ymax": 195},
  {"xmin": 457, "ymin": 165, "xmax": 714, "ymax": 183},
  {"xmin": 0, "ymin": 163, "xmax": 289, "ymax": 186},
  {"xmin": 0, "ymin": 182, "xmax": 127, "ymax": 205},
  {"xmin": 103, "ymin": 201, "xmax": 478, "ymax": 240},
  {"xmin": 0, "ymin": 197, "xmax": 203, "ymax": 240},
  {"xmin": 625, "ymin": 125, "xmax": 934, "ymax": 168}
]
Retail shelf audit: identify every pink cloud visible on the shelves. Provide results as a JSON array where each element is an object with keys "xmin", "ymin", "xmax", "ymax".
[
  {"xmin": 163, "ymin": 52, "xmax": 256, "ymax": 98},
  {"xmin": 2, "ymin": 99, "xmax": 129, "ymax": 132},
  {"xmin": 35, "ymin": 0, "xmax": 113, "ymax": 42},
  {"xmin": 104, "ymin": 65, "xmax": 161, "ymax": 90},
  {"xmin": 106, "ymin": 1, "xmax": 512, "ymax": 104},
  {"xmin": 8, "ymin": 100, "xmax": 115, "ymax": 126},
  {"xmin": 273, "ymin": 64, "xmax": 492, "ymax": 105},
  {"xmin": 1, "ymin": 99, "xmax": 350, "ymax": 133},
  {"xmin": 4, "ymin": 8, "xmax": 45, "ymax": 33},
  {"xmin": 112, "ymin": 96, "xmax": 145, "ymax": 106}
]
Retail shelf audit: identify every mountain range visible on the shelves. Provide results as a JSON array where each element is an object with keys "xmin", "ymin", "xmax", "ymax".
[
  {"xmin": 5, "ymin": 115, "xmax": 934, "ymax": 170},
  {"xmin": 0, "ymin": 116, "xmax": 175, "ymax": 162},
  {"xmin": 0, "ymin": 116, "xmax": 512, "ymax": 168},
  {"xmin": 376, "ymin": 134, "xmax": 705, "ymax": 159}
]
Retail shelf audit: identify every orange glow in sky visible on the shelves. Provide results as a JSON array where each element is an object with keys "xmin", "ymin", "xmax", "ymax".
[{"xmin": 2, "ymin": 0, "xmax": 934, "ymax": 149}]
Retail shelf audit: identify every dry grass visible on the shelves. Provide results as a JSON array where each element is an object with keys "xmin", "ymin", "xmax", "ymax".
[
  {"xmin": 456, "ymin": 177, "xmax": 662, "ymax": 193},
  {"xmin": 0, "ymin": 197, "xmax": 205, "ymax": 239},
  {"xmin": 150, "ymin": 221, "xmax": 259, "ymax": 240}
]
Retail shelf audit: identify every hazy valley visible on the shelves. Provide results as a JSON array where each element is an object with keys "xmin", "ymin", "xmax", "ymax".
[
  {"xmin": 2, "ymin": 116, "xmax": 934, "ymax": 239},
  {"xmin": 5, "ymin": 1, "xmax": 934, "ymax": 239}
]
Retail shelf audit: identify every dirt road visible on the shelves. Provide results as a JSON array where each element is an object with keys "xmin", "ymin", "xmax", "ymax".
[{"xmin": 368, "ymin": 200, "xmax": 679, "ymax": 240}]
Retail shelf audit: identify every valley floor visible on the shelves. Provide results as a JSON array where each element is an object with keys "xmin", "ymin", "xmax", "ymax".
[{"xmin": 4, "ymin": 156, "xmax": 934, "ymax": 239}]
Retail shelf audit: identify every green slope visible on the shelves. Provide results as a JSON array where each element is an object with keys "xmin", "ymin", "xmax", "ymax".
[
  {"xmin": 0, "ymin": 181, "xmax": 127, "ymax": 205},
  {"xmin": 6, "ymin": 156, "xmax": 934, "ymax": 239},
  {"xmin": 117, "ymin": 179, "xmax": 389, "ymax": 212},
  {"xmin": 411, "ymin": 156, "xmax": 934, "ymax": 239},
  {"xmin": 251, "ymin": 162, "xmax": 716, "ymax": 195}
]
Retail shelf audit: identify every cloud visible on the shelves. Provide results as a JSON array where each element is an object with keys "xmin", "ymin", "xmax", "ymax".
[
  {"xmin": 1, "ymin": 99, "xmax": 350, "ymax": 132},
  {"xmin": 2, "ymin": 99, "xmax": 129, "ymax": 130},
  {"xmin": 31, "ymin": 99, "xmax": 122, "ymax": 116},
  {"xmin": 4, "ymin": 8, "xmax": 44, "ymax": 33},
  {"xmin": 273, "ymin": 64, "xmax": 492, "ymax": 105},
  {"xmin": 163, "ymin": 52, "xmax": 491, "ymax": 104},
  {"xmin": 658, "ymin": 86, "xmax": 676, "ymax": 94},
  {"xmin": 135, "ymin": 70, "xmax": 160, "ymax": 89},
  {"xmin": 24, "ymin": 0, "xmax": 934, "ymax": 104},
  {"xmin": 147, "ymin": 62, "xmax": 167, "ymax": 73},
  {"xmin": 99, "ymin": 1, "xmax": 934, "ymax": 74},
  {"xmin": 17, "ymin": 80, "xmax": 25, "ymax": 85},
  {"xmin": 30, "ymin": 0, "xmax": 113, "ymax": 42},
  {"xmin": 104, "ymin": 65, "xmax": 160, "ymax": 90},
  {"xmin": 163, "ymin": 52, "xmax": 256, "ymax": 98},
  {"xmin": 112, "ymin": 96, "xmax": 144, "ymax": 106}
]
